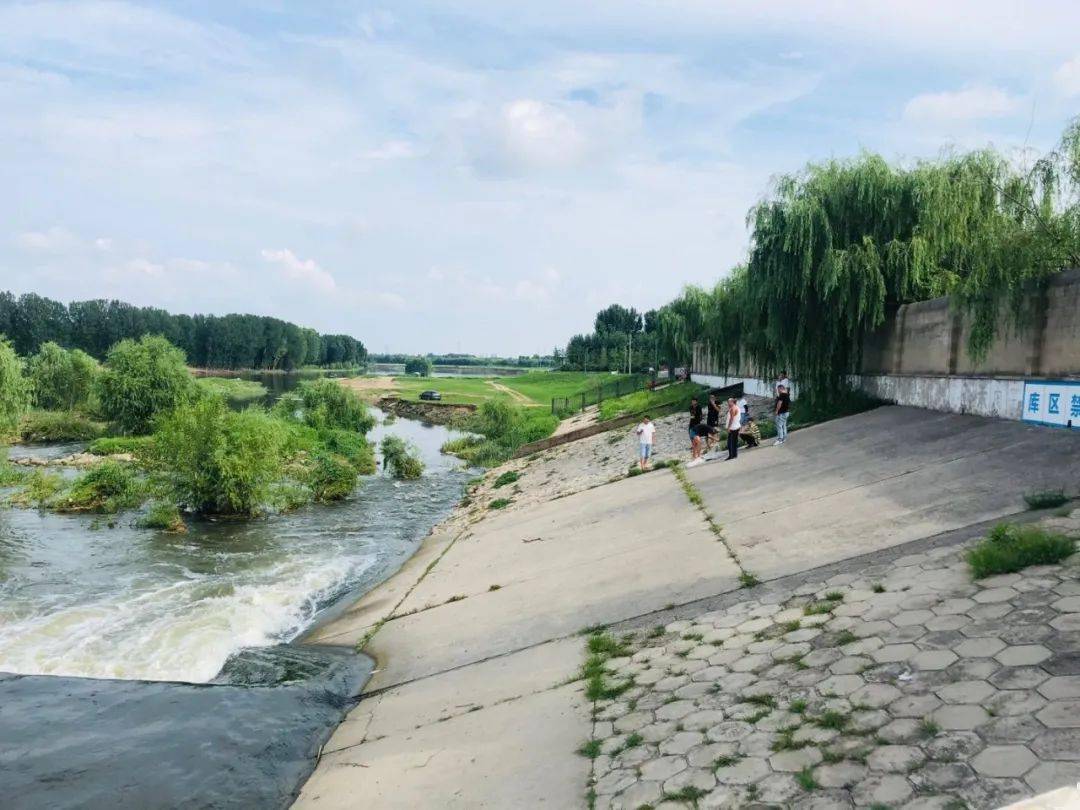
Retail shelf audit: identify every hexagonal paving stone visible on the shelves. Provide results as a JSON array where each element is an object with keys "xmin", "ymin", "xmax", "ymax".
[
  {"xmin": 850, "ymin": 682, "xmax": 902, "ymax": 708},
  {"xmin": 662, "ymin": 766, "xmax": 717, "ymax": 795},
  {"xmin": 955, "ymin": 637, "xmax": 1007, "ymax": 658},
  {"xmin": 1030, "ymin": 728, "xmax": 1080, "ymax": 761},
  {"xmin": 971, "ymin": 744, "xmax": 1038, "ymax": 777},
  {"xmin": 910, "ymin": 649, "xmax": 957, "ymax": 670},
  {"xmin": 876, "ymin": 718, "xmax": 922, "ymax": 744},
  {"xmin": 934, "ymin": 597, "xmax": 976, "ymax": 615},
  {"xmin": 981, "ymin": 714, "xmax": 1046, "ymax": 743},
  {"xmin": 754, "ymin": 772, "xmax": 803, "ymax": 803},
  {"xmin": 1050, "ymin": 613, "xmax": 1080, "ymax": 632},
  {"xmin": 655, "ymin": 700, "xmax": 696, "ymax": 721},
  {"xmin": 924, "ymin": 614, "xmax": 970, "ymax": 632},
  {"xmin": 1025, "ymin": 760, "xmax": 1080, "ymax": 794},
  {"xmin": 871, "ymin": 643, "xmax": 919, "ymax": 663},
  {"xmin": 936, "ymin": 679, "xmax": 996, "ymax": 704},
  {"xmin": 973, "ymin": 586, "xmax": 1018, "ymax": 604},
  {"xmin": 1052, "ymin": 595, "xmax": 1080, "ymax": 612},
  {"xmin": 714, "ymin": 755, "xmax": 770, "ymax": 785},
  {"xmin": 769, "ymin": 746, "xmax": 822, "ymax": 772},
  {"xmin": 892, "ymin": 609, "xmax": 934, "ymax": 627},
  {"xmin": 1039, "ymin": 675, "xmax": 1080, "ymax": 700},
  {"xmin": 849, "ymin": 709, "xmax": 890, "ymax": 733},
  {"xmin": 817, "ymin": 674, "xmax": 864, "ymax": 696},
  {"xmin": 867, "ymin": 744, "xmax": 925, "ymax": 773},
  {"xmin": 933, "ymin": 704, "xmax": 990, "ymax": 730},
  {"xmin": 1036, "ymin": 699, "xmax": 1080, "ymax": 728},
  {"xmin": 706, "ymin": 721, "xmax": 753, "ymax": 743},
  {"xmin": 612, "ymin": 780, "xmax": 661, "ymax": 809},
  {"xmin": 990, "ymin": 666, "xmax": 1051, "ymax": 690},
  {"xmin": 829, "ymin": 656, "xmax": 872, "ymax": 675},
  {"xmin": 814, "ymin": 761, "xmax": 867, "ymax": 788},
  {"xmin": 659, "ymin": 731, "xmax": 705, "ymax": 755},
  {"xmin": 852, "ymin": 773, "xmax": 913, "ymax": 806},
  {"xmin": 925, "ymin": 731, "xmax": 986, "ymax": 761},
  {"xmin": 995, "ymin": 644, "xmax": 1052, "ymax": 666},
  {"xmin": 889, "ymin": 693, "xmax": 942, "ymax": 718}
]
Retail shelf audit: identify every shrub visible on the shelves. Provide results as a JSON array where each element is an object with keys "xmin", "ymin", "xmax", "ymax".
[
  {"xmin": 492, "ymin": 470, "xmax": 520, "ymax": 488},
  {"xmin": 10, "ymin": 469, "xmax": 65, "ymax": 507},
  {"xmin": 96, "ymin": 336, "xmax": 196, "ymax": 434},
  {"xmin": 967, "ymin": 523, "xmax": 1076, "ymax": 578},
  {"xmin": 307, "ymin": 452, "xmax": 359, "ymax": 501},
  {"xmin": 26, "ymin": 342, "xmax": 100, "ymax": 411},
  {"xmin": 196, "ymin": 377, "xmax": 267, "ymax": 404},
  {"xmin": 318, "ymin": 428, "xmax": 376, "ymax": 473},
  {"xmin": 489, "ymin": 497, "xmax": 512, "ymax": 509},
  {"xmin": 88, "ymin": 435, "xmax": 154, "ymax": 457},
  {"xmin": 0, "ymin": 448, "xmax": 27, "ymax": 486},
  {"xmin": 19, "ymin": 410, "xmax": 106, "ymax": 442},
  {"xmin": 1024, "ymin": 490, "xmax": 1069, "ymax": 510},
  {"xmin": 0, "ymin": 338, "xmax": 30, "ymax": 434},
  {"xmin": 404, "ymin": 356, "xmax": 432, "ymax": 376},
  {"xmin": 153, "ymin": 397, "xmax": 286, "ymax": 515},
  {"xmin": 138, "ymin": 501, "xmax": 186, "ymax": 532},
  {"xmin": 380, "ymin": 435, "xmax": 424, "ymax": 479},
  {"xmin": 458, "ymin": 400, "xmax": 558, "ymax": 466},
  {"xmin": 283, "ymin": 379, "xmax": 374, "ymax": 433},
  {"xmin": 53, "ymin": 461, "xmax": 144, "ymax": 513}
]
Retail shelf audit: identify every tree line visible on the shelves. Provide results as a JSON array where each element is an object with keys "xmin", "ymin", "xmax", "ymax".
[
  {"xmin": 563, "ymin": 304, "xmax": 662, "ymax": 373},
  {"xmin": 567, "ymin": 118, "xmax": 1080, "ymax": 401},
  {"xmin": 0, "ymin": 292, "xmax": 366, "ymax": 370}
]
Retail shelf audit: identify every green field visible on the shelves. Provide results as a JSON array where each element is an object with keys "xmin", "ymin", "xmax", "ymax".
[
  {"xmin": 597, "ymin": 381, "xmax": 704, "ymax": 421},
  {"xmin": 379, "ymin": 371, "xmax": 635, "ymax": 408}
]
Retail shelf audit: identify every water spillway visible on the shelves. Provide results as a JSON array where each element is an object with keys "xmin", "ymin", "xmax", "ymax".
[{"xmin": 0, "ymin": 410, "xmax": 470, "ymax": 808}]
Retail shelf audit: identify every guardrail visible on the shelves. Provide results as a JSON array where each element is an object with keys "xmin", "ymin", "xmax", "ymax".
[{"xmin": 550, "ymin": 373, "xmax": 656, "ymax": 414}]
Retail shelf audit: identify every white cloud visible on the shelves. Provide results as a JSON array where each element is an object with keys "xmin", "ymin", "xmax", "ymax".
[
  {"xmin": 260, "ymin": 248, "xmax": 336, "ymax": 293},
  {"xmin": 472, "ymin": 99, "xmax": 590, "ymax": 175},
  {"xmin": 14, "ymin": 226, "xmax": 81, "ymax": 253},
  {"xmin": 1054, "ymin": 55, "xmax": 1080, "ymax": 97},
  {"xmin": 902, "ymin": 85, "xmax": 1022, "ymax": 123}
]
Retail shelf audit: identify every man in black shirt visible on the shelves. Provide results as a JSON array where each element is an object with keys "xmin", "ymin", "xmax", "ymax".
[
  {"xmin": 688, "ymin": 397, "xmax": 702, "ymax": 446},
  {"xmin": 774, "ymin": 385, "xmax": 791, "ymax": 445},
  {"xmin": 705, "ymin": 393, "xmax": 722, "ymax": 453}
]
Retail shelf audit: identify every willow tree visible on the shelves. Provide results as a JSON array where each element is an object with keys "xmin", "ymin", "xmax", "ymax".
[{"xmin": 738, "ymin": 118, "xmax": 1080, "ymax": 401}]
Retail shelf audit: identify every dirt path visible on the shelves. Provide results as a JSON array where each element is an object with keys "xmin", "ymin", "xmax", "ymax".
[
  {"xmin": 487, "ymin": 380, "xmax": 539, "ymax": 406},
  {"xmin": 338, "ymin": 376, "xmax": 398, "ymax": 399}
]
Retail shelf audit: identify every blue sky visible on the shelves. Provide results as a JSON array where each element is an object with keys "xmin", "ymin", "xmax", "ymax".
[{"xmin": 2, "ymin": 1, "xmax": 1079, "ymax": 355}]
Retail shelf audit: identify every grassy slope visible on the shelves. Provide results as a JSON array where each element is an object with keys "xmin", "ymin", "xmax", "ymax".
[
  {"xmin": 597, "ymin": 381, "xmax": 704, "ymax": 421},
  {"xmin": 386, "ymin": 371, "xmax": 628, "ymax": 407}
]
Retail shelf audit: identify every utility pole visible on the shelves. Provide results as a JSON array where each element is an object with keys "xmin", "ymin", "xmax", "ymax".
[{"xmin": 627, "ymin": 332, "xmax": 632, "ymax": 375}]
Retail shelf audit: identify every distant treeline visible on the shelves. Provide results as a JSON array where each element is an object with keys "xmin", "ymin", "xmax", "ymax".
[
  {"xmin": 369, "ymin": 352, "xmax": 553, "ymax": 368},
  {"xmin": 0, "ymin": 292, "xmax": 366, "ymax": 370}
]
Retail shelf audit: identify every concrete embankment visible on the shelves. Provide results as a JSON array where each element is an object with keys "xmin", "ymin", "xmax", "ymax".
[{"xmin": 295, "ymin": 406, "xmax": 1080, "ymax": 808}]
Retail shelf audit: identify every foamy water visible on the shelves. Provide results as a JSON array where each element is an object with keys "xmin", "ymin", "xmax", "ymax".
[{"xmin": 0, "ymin": 413, "xmax": 469, "ymax": 683}]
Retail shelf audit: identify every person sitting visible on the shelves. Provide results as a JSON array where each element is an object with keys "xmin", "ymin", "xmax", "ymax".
[{"xmin": 740, "ymin": 417, "xmax": 762, "ymax": 448}]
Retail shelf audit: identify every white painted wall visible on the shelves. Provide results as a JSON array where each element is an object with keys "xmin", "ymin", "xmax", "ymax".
[{"xmin": 694, "ymin": 371, "xmax": 1032, "ymax": 421}]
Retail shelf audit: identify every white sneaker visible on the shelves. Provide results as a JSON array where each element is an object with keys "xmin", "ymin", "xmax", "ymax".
[
  {"xmin": 774, "ymin": 439, "xmax": 784, "ymax": 446},
  {"xmin": 686, "ymin": 458, "xmax": 705, "ymax": 468}
]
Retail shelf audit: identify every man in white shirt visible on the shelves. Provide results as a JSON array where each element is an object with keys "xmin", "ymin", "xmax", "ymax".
[
  {"xmin": 725, "ymin": 398, "xmax": 742, "ymax": 460},
  {"xmin": 775, "ymin": 371, "xmax": 791, "ymax": 395},
  {"xmin": 635, "ymin": 415, "xmax": 656, "ymax": 471}
]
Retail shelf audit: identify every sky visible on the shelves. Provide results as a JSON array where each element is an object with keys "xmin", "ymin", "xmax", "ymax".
[{"xmin": 2, "ymin": 1, "xmax": 1079, "ymax": 356}]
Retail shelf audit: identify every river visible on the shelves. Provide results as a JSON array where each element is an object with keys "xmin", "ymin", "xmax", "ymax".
[{"xmin": 0, "ymin": 398, "xmax": 472, "ymax": 808}]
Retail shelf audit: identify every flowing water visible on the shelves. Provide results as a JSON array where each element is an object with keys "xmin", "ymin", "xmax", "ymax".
[{"xmin": 0, "ymin": 399, "xmax": 473, "ymax": 808}]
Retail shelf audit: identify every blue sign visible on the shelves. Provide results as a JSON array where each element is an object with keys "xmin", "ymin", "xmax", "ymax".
[{"xmin": 1022, "ymin": 380, "xmax": 1080, "ymax": 429}]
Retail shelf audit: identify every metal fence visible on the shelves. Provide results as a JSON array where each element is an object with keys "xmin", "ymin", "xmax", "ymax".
[{"xmin": 550, "ymin": 373, "xmax": 656, "ymax": 414}]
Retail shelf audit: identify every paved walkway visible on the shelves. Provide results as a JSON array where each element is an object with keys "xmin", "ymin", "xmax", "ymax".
[
  {"xmin": 586, "ymin": 510, "xmax": 1080, "ymax": 810},
  {"xmin": 295, "ymin": 407, "xmax": 1080, "ymax": 809}
]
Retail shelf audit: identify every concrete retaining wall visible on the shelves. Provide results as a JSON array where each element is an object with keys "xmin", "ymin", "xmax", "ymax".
[{"xmin": 691, "ymin": 268, "xmax": 1080, "ymax": 421}]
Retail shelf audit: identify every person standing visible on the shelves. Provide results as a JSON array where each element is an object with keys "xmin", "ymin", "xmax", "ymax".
[
  {"xmin": 775, "ymin": 370, "xmax": 791, "ymax": 396},
  {"xmin": 635, "ymin": 415, "xmax": 656, "ymax": 472},
  {"xmin": 725, "ymin": 397, "xmax": 742, "ymax": 460},
  {"xmin": 705, "ymin": 394, "xmax": 722, "ymax": 453},
  {"xmin": 737, "ymin": 393, "xmax": 749, "ymax": 422},
  {"xmin": 774, "ymin": 384, "xmax": 791, "ymax": 445},
  {"xmin": 688, "ymin": 396, "xmax": 703, "ymax": 446}
]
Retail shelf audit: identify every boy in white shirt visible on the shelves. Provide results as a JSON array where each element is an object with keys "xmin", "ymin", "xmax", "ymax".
[{"xmin": 635, "ymin": 415, "xmax": 656, "ymax": 471}]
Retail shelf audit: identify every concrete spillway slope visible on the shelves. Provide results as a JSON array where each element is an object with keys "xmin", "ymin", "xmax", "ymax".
[{"xmin": 295, "ymin": 406, "xmax": 1080, "ymax": 809}]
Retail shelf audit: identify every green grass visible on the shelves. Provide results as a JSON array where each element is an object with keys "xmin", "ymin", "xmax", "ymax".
[
  {"xmin": 391, "ymin": 375, "xmax": 515, "ymax": 406},
  {"xmin": 789, "ymin": 698, "xmax": 808, "ymax": 714},
  {"xmin": 1023, "ymin": 489, "xmax": 1069, "ymax": 510},
  {"xmin": 196, "ymin": 376, "xmax": 268, "ymax": 403},
  {"xmin": 19, "ymin": 410, "xmax": 106, "ymax": 442},
  {"xmin": 919, "ymin": 718, "xmax": 941, "ymax": 738},
  {"xmin": 804, "ymin": 601, "xmax": 834, "ymax": 615},
  {"xmin": 137, "ymin": 501, "xmax": 185, "ymax": 532},
  {"xmin": 835, "ymin": 630, "xmax": 858, "ymax": 646},
  {"xmin": 967, "ymin": 522, "xmax": 1076, "ymax": 578},
  {"xmin": 499, "ymin": 371, "xmax": 637, "ymax": 405},
  {"xmin": 597, "ymin": 381, "xmax": 704, "ymax": 422},
  {"xmin": 51, "ymin": 460, "xmax": 145, "ymax": 513},
  {"xmin": 488, "ymin": 497, "xmax": 512, "ymax": 510},
  {"xmin": 87, "ymin": 435, "xmax": 154, "ymax": 456},
  {"xmin": 739, "ymin": 571, "xmax": 761, "ymax": 588},
  {"xmin": 492, "ymin": 470, "xmax": 520, "ymax": 488},
  {"xmin": 796, "ymin": 765, "xmax": 818, "ymax": 791},
  {"xmin": 576, "ymin": 739, "xmax": 602, "ymax": 759},
  {"xmin": 871, "ymin": 583, "xmax": 886, "ymax": 593},
  {"xmin": 815, "ymin": 710, "xmax": 849, "ymax": 730},
  {"xmin": 9, "ymin": 470, "xmax": 65, "ymax": 507},
  {"xmin": 663, "ymin": 786, "xmax": 708, "ymax": 805}
]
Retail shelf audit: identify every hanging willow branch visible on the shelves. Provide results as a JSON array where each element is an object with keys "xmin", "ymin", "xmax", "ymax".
[{"xmin": 658, "ymin": 118, "xmax": 1080, "ymax": 403}]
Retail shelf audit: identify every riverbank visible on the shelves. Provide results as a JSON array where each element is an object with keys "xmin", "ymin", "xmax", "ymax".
[{"xmin": 295, "ymin": 406, "xmax": 1080, "ymax": 808}]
